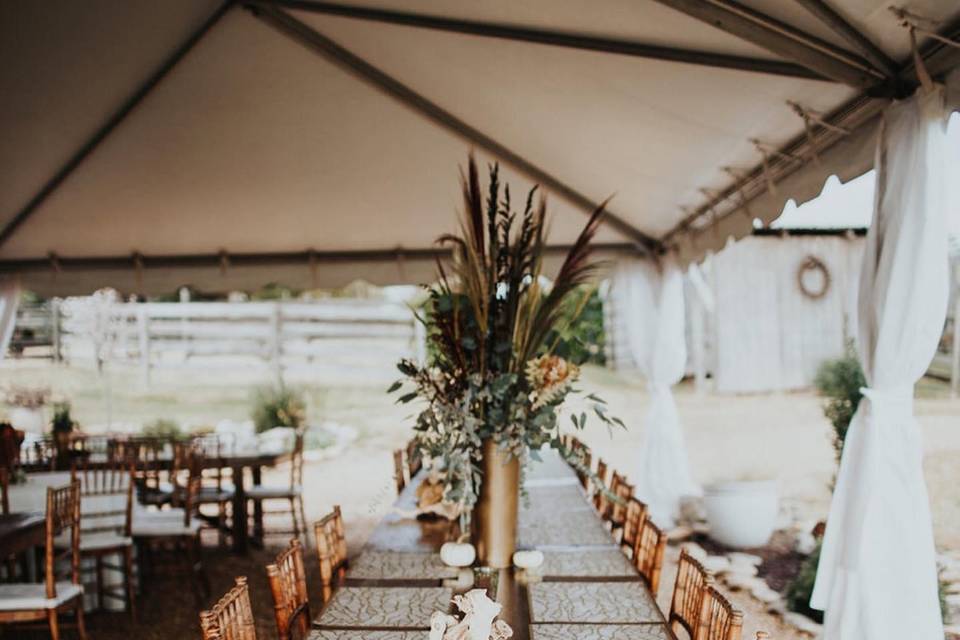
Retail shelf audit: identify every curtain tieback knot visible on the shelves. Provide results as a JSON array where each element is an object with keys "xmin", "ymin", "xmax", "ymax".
[{"xmin": 859, "ymin": 386, "xmax": 914, "ymax": 425}]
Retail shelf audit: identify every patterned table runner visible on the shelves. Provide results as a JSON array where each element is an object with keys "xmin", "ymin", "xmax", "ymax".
[
  {"xmin": 309, "ymin": 631, "xmax": 428, "ymax": 639},
  {"xmin": 530, "ymin": 623, "xmax": 673, "ymax": 639},
  {"xmin": 539, "ymin": 548, "xmax": 636, "ymax": 578},
  {"xmin": 347, "ymin": 550, "xmax": 458, "ymax": 581},
  {"xmin": 314, "ymin": 586, "xmax": 452, "ymax": 629},
  {"xmin": 528, "ymin": 582, "xmax": 665, "ymax": 624}
]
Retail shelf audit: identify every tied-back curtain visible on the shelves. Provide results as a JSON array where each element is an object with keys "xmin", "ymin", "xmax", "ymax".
[
  {"xmin": 810, "ymin": 87, "xmax": 950, "ymax": 640},
  {"xmin": 614, "ymin": 256, "xmax": 700, "ymax": 526},
  {"xmin": 0, "ymin": 280, "xmax": 20, "ymax": 362}
]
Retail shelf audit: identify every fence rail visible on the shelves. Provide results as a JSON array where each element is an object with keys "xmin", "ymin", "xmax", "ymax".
[{"xmin": 11, "ymin": 299, "xmax": 424, "ymax": 385}]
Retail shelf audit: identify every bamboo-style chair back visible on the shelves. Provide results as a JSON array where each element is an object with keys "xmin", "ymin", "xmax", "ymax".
[
  {"xmin": 112, "ymin": 436, "xmax": 169, "ymax": 499},
  {"xmin": 199, "ymin": 576, "xmax": 257, "ymax": 640},
  {"xmin": 634, "ymin": 517, "xmax": 667, "ymax": 594},
  {"xmin": 170, "ymin": 469, "xmax": 202, "ymax": 528},
  {"xmin": 392, "ymin": 449, "xmax": 406, "ymax": 493},
  {"xmin": 576, "ymin": 448, "xmax": 592, "ymax": 490},
  {"xmin": 699, "ymin": 585, "xmax": 743, "ymax": 640},
  {"xmin": 0, "ymin": 466, "xmax": 8, "ymax": 514},
  {"xmin": 405, "ymin": 438, "xmax": 422, "ymax": 478},
  {"xmin": 669, "ymin": 549, "xmax": 712, "ymax": 640},
  {"xmin": 592, "ymin": 458, "xmax": 609, "ymax": 512},
  {"xmin": 266, "ymin": 538, "xmax": 311, "ymax": 640},
  {"xmin": 607, "ymin": 472, "xmax": 633, "ymax": 526},
  {"xmin": 621, "ymin": 497, "xmax": 648, "ymax": 554},
  {"xmin": 191, "ymin": 434, "xmax": 233, "ymax": 493},
  {"xmin": 44, "ymin": 482, "xmax": 82, "ymax": 600},
  {"xmin": 314, "ymin": 506, "xmax": 348, "ymax": 596},
  {"xmin": 71, "ymin": 459, "xmax": 135, "ymax": 536}
]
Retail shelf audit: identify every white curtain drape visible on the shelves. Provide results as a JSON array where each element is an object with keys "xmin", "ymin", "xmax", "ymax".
[
  {"xmin": 614, "ymin": 256, "xmax": 700, "ymax": 526},
  {"xmin": 0, "ymin": 280, "xmax": 20, "ymax": 362},
  {"xmin": 810, "ymin": 87, "xmax": 950, "ymax": 640}
]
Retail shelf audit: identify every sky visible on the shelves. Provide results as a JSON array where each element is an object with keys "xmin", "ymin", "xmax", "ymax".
[{"xmin": 772, "ymin": 111, "xmax": 960, "ymax": 237}]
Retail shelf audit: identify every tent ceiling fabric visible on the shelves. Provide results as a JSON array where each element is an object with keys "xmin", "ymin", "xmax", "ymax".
[{"xmin": 1, "ymin": 0, "xmax": 958, "ymax": 295}]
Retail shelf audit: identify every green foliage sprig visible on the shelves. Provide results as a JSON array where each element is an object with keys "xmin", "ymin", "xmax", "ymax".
[
  {"xmin": 251, "ymin": 386, "xmax": 306, "ymax": 434},
  {"xmin": 813, "ymin": 340, "xmax": 866, "ymax": 464}
]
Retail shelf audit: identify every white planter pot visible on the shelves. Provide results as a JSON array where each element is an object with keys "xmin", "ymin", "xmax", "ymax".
[{"xmin": 703, "ymin": 480, "xmax": 779, "ymax": 549}]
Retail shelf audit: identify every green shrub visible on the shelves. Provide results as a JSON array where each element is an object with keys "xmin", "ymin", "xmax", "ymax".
[
  {"xmin": 251, "ymin": 386, "xmax": 306, "ymax": 434},
  {"xmin": 813, "ymin": 341, "xmax": 865, "ymax": 464},
  {"xmin": 142, "ymin": 418, "xmax": 184, "ymax": 441},
  {"xmin": 785, "ymin": 540, "xmax": 824, "ymax": 624},
  {"xmin": 50, "ymin": 401, "xmax": 75, "ymax": 434}
]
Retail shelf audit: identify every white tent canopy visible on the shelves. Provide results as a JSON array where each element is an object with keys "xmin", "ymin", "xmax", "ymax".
[{"xmin": 1, "ymin": 0, "xmax": 959, "ymax": 295}]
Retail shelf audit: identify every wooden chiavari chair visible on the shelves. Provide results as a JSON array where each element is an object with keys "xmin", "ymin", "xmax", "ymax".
[
  {"xmin": 406, "ymin": 438, "xmax": 422, "ymax": 478},
  {"xmin": 699, "ymin": 585, "xmax": 743, "ymax": 640},
  {"xmin": 131, "ymin": 472, "xmax": 210, "ymax": 605},
  {"xmin": 0, "ymin": 482, "xmax": 87, "ymax": 640},
  {"xmin": 191, "ymin": 434, "xmax": 235, "ymax": 548},
  {"xmin": 266, "ymin": 538, "xmax": 311, "ymax": 640},
  {"xmin": 633, "ymin": 517, "xmax": 667, "ymax": 595},
  {"xmin": 669, "ymin": 548, "xmax": 712, "ymax": 640},
  {"xmin": 69, "ymin": 460, "xmax": 137, "ymax": 618},
  {"xmin": 591, "ymin": 458, "xmax": 609, "ymax": 512},
  {"xmin": 248, "ymin": 428, "xmax": 307, "ymax": 545},
  {"xmin": 199, "ymin": 576, "xmax": 257, "ymax": 640},
  {"xmin": 110, "ymin": 436, "xmax": 172, "ymax": 506},
  {"xmin": 314, "ymin": 506, "xmax": 348, "ymax": 600},
  {"xmin": 620, "ymin": 497, "xmax": 648, "ymax": 556},
  {"xmin": 392, "ymin": 449, "xmax": 407, "ymax": 494},
  {"xmin": 606, "ymin": 472, "xmax": 633, "ymax": 532}
]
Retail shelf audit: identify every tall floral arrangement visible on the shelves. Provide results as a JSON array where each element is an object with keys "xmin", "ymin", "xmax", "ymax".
[{"xmin": 390, "ymin": 156, "xmax": 622, "ymax": 509}]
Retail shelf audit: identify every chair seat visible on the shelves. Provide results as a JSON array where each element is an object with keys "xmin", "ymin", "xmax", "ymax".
[
  {"xmin": 196, "ymin": 488, "xmax": 235, "ymax": 503},
  {"xmin": 132, "ymin": 518, "xmax": 202, "ymax": 537},
  {"xmin": 246, "ymin": 484, "xmax": 301, "ymax": 499},
  {"xmin": 55, "ymin": 532, "xmax": 133, "ymax": 552},
  {"xmin": 0, "ymin": 582, "xmax": 83, "ymax": 610}
]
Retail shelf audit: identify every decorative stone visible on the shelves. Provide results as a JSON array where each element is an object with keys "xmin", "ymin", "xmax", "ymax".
[
  {"xmin": 795, "ymin": 531, "xmax": 817, "ymax": 555},
  {"xmin": 702, "ymin": 555, "xmax": 731, "ymax": 574},
  {"xmin": 680, "ymin": 542, "xmax": 707, "ymax": 561},
  {"xmin": 691, "ymin": 522, "xmax": 711, "ymax": 535},
  {"xmin": 783, "ymin": 612, "xmax": 823, "ymax": 637},
  {"xmin": 666, "ymin": 526, "xmax": 694, "ymax": 542},
  {"xmin": 750, "ymin": 583, "xmax": 782, "ymax": 605},
  {"xmin": 727, "ymin": 552, "xmax": 763, "ymax": 567},
  {"xmin": 724, "ymin": 562, "xmax": 758, "ymax": 578},
  {"xmin": 722, "ymin": 573, "xmax": 763, "ymax": 592}
]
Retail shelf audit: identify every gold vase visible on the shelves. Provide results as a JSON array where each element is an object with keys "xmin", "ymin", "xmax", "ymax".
[{"xmin": 474, "ymin": 438, "xmax": 519, "ymax": 569}]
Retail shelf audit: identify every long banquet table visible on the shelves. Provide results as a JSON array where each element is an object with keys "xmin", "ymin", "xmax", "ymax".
[{"xmin": 310, "ymin": 449, "xmax": 676, "ymax": 639}]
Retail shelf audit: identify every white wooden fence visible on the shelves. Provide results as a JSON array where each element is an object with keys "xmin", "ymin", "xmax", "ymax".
[{"xmin": 57, "ymin": 300, "xmax": 424, "ymax": 386}]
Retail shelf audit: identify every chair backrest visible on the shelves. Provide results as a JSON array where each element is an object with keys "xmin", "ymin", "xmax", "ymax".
[
  {"xmin": 577, "ymin": 448, "xmax": 592, "ymax": 490},
  {"xmin": 405, "ymin": 438, "xmax": 422, "ymax": 478},
  {"xmin": 392, "ymin": 449, "xmax": 406, "ymax": 494},
  {"xmin": 266, "ymin": 538, "xmax": 311, "ymax": 640},
  {"xmin": 0, "ymin": 466, "xmax": 9, "ymax": 514},
  {"xmin": 170, "ymin": 458, "xmax": 201, "ymax": 528},
  {"xmin": 199, "ymin": 576, "xmax": 257, "ymax": 640},
  {"xmin": 634, "ymin": 517, "xmax": 667, "ymax": 594},
  {"xmin": 289, "ymin": 429, "xmax": 305, "ymax": 489},
  {"xmin": 699, "ymin": 585, "xmax": 743, "ymax": 640},
  {"xmin": 191, "ymin": 434, "xmax": 232, "ymax": 491},
  {"xmin": 71, "ymin": 459, "xmax": 135, "ymax": 536},
  {"xmin": 621, "ymin": 497, "xmax": 648, "ymax": 553},
  {"xmin": 607, "ymin": 473, "xmax": 633, "ymax": 527},
  {"xmin": 314, "ymin": 506, "xmax": 348, "ymax": 593},
  {"xmin": 592, "ymin": 458, "xmax": 609, "ymax": 512},
  {"xmin": 669, "ymin": 549, "xmax": 712, "ymax": 640},
  {"xmin": 44, "ymin": 482, "xmax": 81, "ymax": 600}
]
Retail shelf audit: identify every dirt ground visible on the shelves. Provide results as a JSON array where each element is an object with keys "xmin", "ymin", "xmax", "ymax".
[{"xmin": 1, "ymin": 360, "xmax": 957, "ymax": 638}]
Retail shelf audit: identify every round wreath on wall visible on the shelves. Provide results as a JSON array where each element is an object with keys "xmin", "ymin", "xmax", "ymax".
[{"xmin": 797, "ymin": 255, "xmax": 831, "ymax": 299}]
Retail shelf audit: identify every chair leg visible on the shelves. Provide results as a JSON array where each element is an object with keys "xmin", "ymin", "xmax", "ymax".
[
  {"xmin": 75, "ymin": 598, "xmax": 89, "ymax": 640},
  {"xmin": 95, "ymin": 554, "xmax": 105, "ymax": 611},
  {"xmin": 47, "ymin": 608, "xmax": 60, "ymax": 640},
  {"xmin": 124, "ymin": 545, "xmax": 137, "ymax": 622},
  {"xmin": 298, "ymin": 496, "xmax": 308, "ymax": 547}
]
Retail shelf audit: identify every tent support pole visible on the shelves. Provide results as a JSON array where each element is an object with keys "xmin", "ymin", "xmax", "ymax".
[
  {"xmin": 247, "ymin": 4, "xmax": 661, "ymax": 254},
  {"xmin": 648, "ymin": 0, "xmax": 883, "ymax": 88},
  {"xmin": 792, "ymin": 0, "xmax": 897, "ymax": 77},
  {"xmin": 0, "ymin": 1, "xmax": 234, "ymax": 251},
  {"xmin": 248, "ymin": 0, "xmax": 828, "ymax": 80}
]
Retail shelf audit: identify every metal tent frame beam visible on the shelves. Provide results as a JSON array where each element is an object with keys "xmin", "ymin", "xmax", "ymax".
[
  {"xmin": 0, "ymin": 243, "xmax": 638, "ymax": 274},
  {"xmin": 247, "ymin": 4, "xmax": 661, "ymax": 254},
  {"xmin": 248, "ymin": 0, "xmax": 828, "ymax": 80},
  {"xmin": 793, "ymin": 0, "xmax": 898, "ymax": 77},
  {"xmin": 650, "ymin": 0, "xmax": 885, "ymax": 88},
  {"xmin": 0, "ymin": 1, "xmax": 235, "ymax": 251}
]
